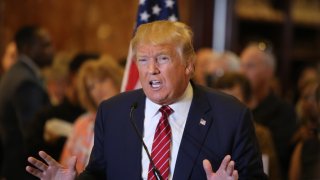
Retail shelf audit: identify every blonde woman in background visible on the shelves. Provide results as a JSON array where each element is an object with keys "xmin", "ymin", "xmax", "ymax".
[
  {"xmin": 59, "ymin": 55, "xmax": 123, "ymax": 172},
  {"xmin": 1, "ymin": 41, "xmax": 17, "ymax": 74}
]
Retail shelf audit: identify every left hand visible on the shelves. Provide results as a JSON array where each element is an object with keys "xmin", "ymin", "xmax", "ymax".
[
  {"xmin": 26, "ymin": 151, "xmax": 77, "ymax": 180},
  {"xmin": 203, "ymin": 155, "xmax": 238, "ymax": 180}
]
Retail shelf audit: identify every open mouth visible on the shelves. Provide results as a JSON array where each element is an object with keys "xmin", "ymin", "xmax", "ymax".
[{"xmin": 149, "ymin": 80, "xmax": 161, "ymax": 89}]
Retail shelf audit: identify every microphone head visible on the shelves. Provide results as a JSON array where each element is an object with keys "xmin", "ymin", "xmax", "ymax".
[
  {"xmin": 130, "ymin": 102, "xmax": 138, "ymax": 118},
  {"xmin": 131, "ymin": 102, "xmax": 138, "ymax": 109}
]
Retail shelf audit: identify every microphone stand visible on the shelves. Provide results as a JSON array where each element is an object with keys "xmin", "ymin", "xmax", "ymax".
[{"xmin": 130, "ymin": 103, "xmax": 163, "ymax": 180}]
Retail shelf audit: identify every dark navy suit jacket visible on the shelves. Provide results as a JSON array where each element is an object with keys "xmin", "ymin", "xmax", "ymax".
[{"xmin": 78, "ymin": 84, "xmax": 266, "ymax": 179}]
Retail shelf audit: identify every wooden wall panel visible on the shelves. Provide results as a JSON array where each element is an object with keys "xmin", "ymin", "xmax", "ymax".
[{"xmin": 0, "ymin": 0, "xmax": 190, "ymax": 62}]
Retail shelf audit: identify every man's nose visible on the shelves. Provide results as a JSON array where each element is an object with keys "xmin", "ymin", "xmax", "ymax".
[
  {"xmin": 239, "ymin": 64, "xmax": 247, "ymax": 74},
  {"xmin": 147, "ymin": 61, "xmax": 160, "ymax": 74}
]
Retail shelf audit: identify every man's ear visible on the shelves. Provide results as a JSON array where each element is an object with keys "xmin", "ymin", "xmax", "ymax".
[{"xmin": 185, "ymin": 61, "xmax": 195, "ymax": 75}]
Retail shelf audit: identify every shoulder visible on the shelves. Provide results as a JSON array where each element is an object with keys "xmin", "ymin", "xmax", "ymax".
[
  {"xmin": 100, "ymin": 89, "xmax": 144, "ymax": 109},
  {"xmin": 194, "ymin": 84, "xmax": 246, "ymax": 111},
  {"xmin": 75, "ymin": 112, "xmax": 95, "ymax": 125},
  {"xmin": 95, "ymin": 89, "xmax": 145, "ymax": 121},
  {"xmin": 73, "ymin": 113, "xmax": 95, "ymax": 132},
  {"xmin": 9, "ymin": 61, "xmax": 35, "ymax": 79},
  {"xmin": 2, "ymin": 61, "xmax": 38, "ymax": 88},
  {"xmin": 192, "ymin": 84, "xmax": 250, "ymax": 128},
  {"xmin": 266, "ymin": 92, "xmax": 294, "ymax": 110},
  {"xmin": 0, "ymin": 62, "xmax": 41, "ymax": 98}
]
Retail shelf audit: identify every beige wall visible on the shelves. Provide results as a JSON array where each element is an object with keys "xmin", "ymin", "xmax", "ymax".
[{"xmin": 0, "ymin": 0, "xmax": 190, "ymax": 62}]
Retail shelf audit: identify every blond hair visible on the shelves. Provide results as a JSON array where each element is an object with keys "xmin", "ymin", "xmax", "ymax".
[
  {"xmin": 131, "ymin": 20, "xmax": 196, "ymax": 67},
  {"xmin": 77, "ymin": 55, "xmax": 123, "ymax": 112}
]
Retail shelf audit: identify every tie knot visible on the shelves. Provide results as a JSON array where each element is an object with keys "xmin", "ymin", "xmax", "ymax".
[{"xmin": 159, "ymin": 105, "xmax": 173, "ymax": 118}]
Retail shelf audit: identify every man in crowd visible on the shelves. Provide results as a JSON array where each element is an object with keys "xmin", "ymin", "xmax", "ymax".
[
  {"xmin": 240, "ymin": 42, "xmax": 297, "ymax": 178},
  {"xmin": 26, "ymin": 21, "xmax": 266, "ymax": 180},
  {"xmin": 0, "ymin": 26, "xmax": 54, "ymax": 179}
]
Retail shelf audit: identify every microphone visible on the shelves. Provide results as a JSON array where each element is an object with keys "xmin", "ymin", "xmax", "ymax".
[{"xmin": 129, "ymin": 103, "xmax": 163, "ymax": 180}]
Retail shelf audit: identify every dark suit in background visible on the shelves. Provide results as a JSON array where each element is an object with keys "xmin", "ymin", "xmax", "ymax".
[
  {"xmin": 252, "ymin": 91, "xmax": 297, "ymax": 176},
  {"xmin": 0, "ymin": 57, "xmax": 50, "ymax": 179},
  {"xmin": 0, "ymin": 25, "xmax": 53, "ymax": 180},
  {"xmin": 79, "ymin": 85, "xmax": 266, "ymax": 179}
]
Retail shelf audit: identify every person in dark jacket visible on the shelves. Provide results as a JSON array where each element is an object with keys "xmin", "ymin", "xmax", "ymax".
[
  {"xmin": 0, "ymin": 25, "xmax": 53, "ymax": 179},
  {"xmin": 26, "ymin": 21, "xmax": 266, "ymax": 180}
]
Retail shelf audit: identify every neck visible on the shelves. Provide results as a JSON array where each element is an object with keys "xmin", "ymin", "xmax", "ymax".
[
  {"xmin": 253, "ymin": 85, "xmax": 270, "ymax": 104},
  {"xmin": 248, "ymin": 97, "xmax": 258, "ymax": 109}
]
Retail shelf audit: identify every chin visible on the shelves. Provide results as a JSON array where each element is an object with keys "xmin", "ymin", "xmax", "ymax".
[
  {"xmin": 148, "ymin": 95, "xmax": 166, "ymax": 104},
  {"xmin": 149, "ymin": 96, "xmax": 163, "ymax": 103}
]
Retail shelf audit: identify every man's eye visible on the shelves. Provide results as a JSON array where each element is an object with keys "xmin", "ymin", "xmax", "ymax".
[
  {"xmin": 157, "ymin": 55, "xmax": 170, "ymax": 64},
  {"xmin": 137, "ymin": 58, "xmax": 148, "ymax": 64}
]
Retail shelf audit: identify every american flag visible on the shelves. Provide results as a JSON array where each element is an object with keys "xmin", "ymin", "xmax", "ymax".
[{"xmin": 121, "ymin": 0, "xmax": 179, "ymax": 91}]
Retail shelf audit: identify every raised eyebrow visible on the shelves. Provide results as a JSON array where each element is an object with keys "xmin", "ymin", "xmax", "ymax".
[
  {"xmin": 156, "ymin": 52, "xmax": 170, "ymax": 56},
  {"xmin": 158, "ymin": 54, "xmax": 170, "ymax": 58},
  {"xmin": 136, "ymin": 55, "xmax": 148, "ymax": 59}
]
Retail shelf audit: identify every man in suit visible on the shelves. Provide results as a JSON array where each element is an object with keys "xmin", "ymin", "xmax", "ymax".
[
  {"xmin": 26, "ymin": 21, "xmax": 266, "ymax": 180},
  {"xmin": 0, "ymin": 26, "xmax": 53, "ymax": 179},
  {"xmin": 240, "ymin": 42, "xmax": 297, "ymax": 178}
]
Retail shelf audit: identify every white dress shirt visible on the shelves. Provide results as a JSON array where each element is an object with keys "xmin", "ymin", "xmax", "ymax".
[{"xmin": 141, "ymin": 83, "xmax": 193, "ymax": 180}]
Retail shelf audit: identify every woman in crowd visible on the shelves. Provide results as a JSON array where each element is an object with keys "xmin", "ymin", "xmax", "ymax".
[
  {"xmin": 59, "ymin": 55, "xmax": 123, "ymax": 172},
  {"xmin": 289, "ymin": 80, "xmax": 320, "ymax": 180},
  {"xmin": 1, "ymin": 41, "xmax": 17, "ymax": 75}
]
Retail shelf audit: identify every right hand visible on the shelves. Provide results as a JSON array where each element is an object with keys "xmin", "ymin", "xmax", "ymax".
[
  {"xmin": 203, "ymin": 155, "xmax": 238, "ymax": 180},
  {"xmin": 26, "ymin": 151, "xmax": 77, "ymax": 180}
]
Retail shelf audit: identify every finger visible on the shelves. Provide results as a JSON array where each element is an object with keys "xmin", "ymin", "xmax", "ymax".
[
  {"xmin": 39, "ymin": 151, "xmax": 60, "ymax": 166},
  {"xmin": 219, "ymin": 155, "xmax": 231, "ymax": 171},
  {"xmin": 226, "ymin": 160, "xmax": 235, "ymax": 176},
  {"xmin": 27, "ymin": 156, "xmax": 48, "ymax": 171},
  {"xmin": 67, "ymin": 156, "xmax": 77, "ymax": 171},
  {"xmin": 203, "ymin": 159, "xmax": 214, "ymax": 179},
  {"xmin": 26, "ymin": 165, "xmax": 43, "ymax": 178},
  {"xmin": 233, "ymin": 170, "xmax": 239, "ymax": 180}
]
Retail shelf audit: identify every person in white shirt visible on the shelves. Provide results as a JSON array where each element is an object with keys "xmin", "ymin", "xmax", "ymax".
[{"xmin": 26, "ymin": 20, "xmax": 266, "ymax": 180}]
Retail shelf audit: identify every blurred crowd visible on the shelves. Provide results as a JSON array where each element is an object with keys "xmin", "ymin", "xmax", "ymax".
[
  {"xmin": 0, "ymin": 25, "xmax": 319, "ymax": 180},
  {"xmin": 193, "ymin": 43, "xmax": 320, "ymax": 180}
]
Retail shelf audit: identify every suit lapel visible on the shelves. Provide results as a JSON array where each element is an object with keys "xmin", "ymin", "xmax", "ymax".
[
  {"xmin": 126, "ymin": 90, "xmax": 146, "ymax": 177},
  {"xmin": 135, "ymin": 91, "xmax": 146, "ymax": 140},
  {"xmin": 172, "ymin": 85, "xmax": 213, "ymax": 180}
]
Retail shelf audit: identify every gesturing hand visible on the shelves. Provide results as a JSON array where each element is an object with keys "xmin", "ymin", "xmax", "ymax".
[
  {"xmin": 203, "ymin": 155, "xmax": 239, "ymax": 180},
  {"xmin": 26, "ymin": 151, "xmax": 77, "ymax": 180}
]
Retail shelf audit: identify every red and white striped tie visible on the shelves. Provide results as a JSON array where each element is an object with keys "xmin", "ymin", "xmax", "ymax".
[{"xmin": 148, "ymin": 105, "xmax": 173, "ymax": 180}]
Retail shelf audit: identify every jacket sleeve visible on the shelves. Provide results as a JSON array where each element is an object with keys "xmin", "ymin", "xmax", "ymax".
[
  {"xmin": 12, "ymin": 81, "xmax": 49, "ymax": 137},
  {"xmin": 232, "ymin": 107, "xmax": 268, "ymax": 179},
  {"xmin": 77, "ymin": 104, "xmax": 106, "ymax": 179}
]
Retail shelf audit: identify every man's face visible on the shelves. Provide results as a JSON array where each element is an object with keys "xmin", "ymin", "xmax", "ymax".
[
  {"xmin": 240, "ymin": 48, "xmax": 271, "ymax": 91},
  {"xmin": 300, "ymin": 83, "xmax": 319, "ymax": 121},
  {"xmin": 136, "ymin": 43, "xmax": 192, "ymax": 105},
  {"xmin": 31, "ymin": 29, "xmax": 54, "ymax": 68},
  {"xmin": 195, "ymin": 50, "xmax": 215, "ymax": 76}
]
